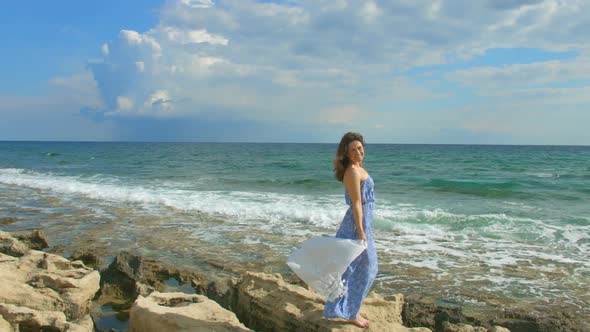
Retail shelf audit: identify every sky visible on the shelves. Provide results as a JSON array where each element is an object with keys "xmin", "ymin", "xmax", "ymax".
[{"xmin": 1, "ymin": 0, "xmax": 589, "ymax": 144}]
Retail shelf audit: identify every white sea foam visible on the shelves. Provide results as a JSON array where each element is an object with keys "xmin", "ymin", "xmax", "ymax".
[
  {"xmin": 376, "ymin": 206, "xmax": 457, "ymax": 223},
  {"xmin": 0, "ymin": 168, "xmax": 26, "ymax": 174},
  {"xmin": 530, "ymin": 172, "xmax": 559, "ymax": 178},
  {"xmin": 520, "ymin": 250, "xmax": 584, "ymax": 265},
  {"xmin": 0, "ymin": 168, "xmax": 344, "ymax": 229},
  {"xmin": 562, "ymin": 226, "xmax": 589, "ymax": 244},
  {"xmin": 5, "ymin": 168, "xmax": 532, "ymax": 239},
  {"xmin": 481, "ymin": 255, "xmax": 519, "ymax": 267},
  {"xmin": 392, "ymin": 258, "xmax": 443, "ymax": 270}
]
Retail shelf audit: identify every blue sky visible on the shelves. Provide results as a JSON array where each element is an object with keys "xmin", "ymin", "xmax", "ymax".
[{"xmin": 1, "ymin": 0, "xmax": 589, "ymax": 144}]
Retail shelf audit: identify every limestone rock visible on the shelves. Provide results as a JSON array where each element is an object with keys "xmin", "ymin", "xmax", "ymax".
[
  {"xmin": 0, "ymin": 231, "xmax": 30, "ymax": 257},
  {"xmin": 0, "ymin": 314, "xmax": 14, "ymax": 332},
  {"xmin": 0, "ymin": 232, "xmax": 100, "ymax": 331},
  {"xmin": 232, "ymin": 271, "xmax": 431, "ymax": 332},
  {"xmin": 15, "ymin": 229, "xmax": 50, "ymax": 250},
  {"xmin": 74, "ymin": 315, "xmax": 95, "ymax": 331},
  {"xmin": 0, "ymin": 303, "xmax": 92, "ymax": 332},
  {"xmin": 129, "ymin": 291, "xmax": 251, "ymax": 332},
  {"xmin": 442, "ymin": 321, "xmax": 487, "ymax": 332}
]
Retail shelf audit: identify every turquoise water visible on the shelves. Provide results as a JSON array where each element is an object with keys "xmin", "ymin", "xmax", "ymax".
[{"xmin": 1, "ymin": 142, "xmax": 589, "ymax": 319}]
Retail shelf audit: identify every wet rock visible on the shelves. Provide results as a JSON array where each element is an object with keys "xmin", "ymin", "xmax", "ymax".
[
  {"xmin": 98, "ymin": 251, "xmax": 214, "ymax": 307},
  {"xmin": 403, "ymin": 294, "xmax": 469, "ymax": 330},
  {"xmin": 70, "ymin": 250, "xmax": 102, "ymax": 269},
  {"xmin": 402, "ymin": 293, "xmax": 589, "ymax": 332},
  {"xmin": 15, "ymin": 229, "xmax": 49, "ymax": 250},
  {"xmin": 47, "ymin": 244, "xmax": 68, "ymax": 255},
  {"xmin": 0, "ymin": 217, "xmax": 18, "ymax": 226},
  {"xmin": 98, "ymin": 252, "xmax": 143, "ymax": 304},
  {"xmin": 129, "ymin": 291, "xmax": 251, "ymax": 332},
  {"xmin": 192, "ymin": 278, "xmax": 232, "ymax": 308},
  {"xmin": 490, "ymin": 306, "xmax": 587, "ymax": 332},
  {"xmin": 231, "ymin": 271, "xmax": 430, "ymax": 332}
]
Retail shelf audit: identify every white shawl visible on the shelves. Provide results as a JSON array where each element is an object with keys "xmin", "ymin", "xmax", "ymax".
[{"xmin": 287, "ymin": 237, "xmax": 366, "ymax": 301}]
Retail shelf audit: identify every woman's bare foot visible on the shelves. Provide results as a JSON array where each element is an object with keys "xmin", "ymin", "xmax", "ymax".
[
  {"xmin": 358, "ymin": 315, "xmax": 369, "ymax": 327},
  {"xmin": 347, "ymin": 316, "xmax": 369, "ymax": 328}
]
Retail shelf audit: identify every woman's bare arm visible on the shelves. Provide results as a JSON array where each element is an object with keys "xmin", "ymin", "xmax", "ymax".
[{"xmin": 344, "ymin": 168, "xmax": 366, "ymax": 241}]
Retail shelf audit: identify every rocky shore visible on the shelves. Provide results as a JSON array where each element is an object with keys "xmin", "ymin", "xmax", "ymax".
[{"xmin": 0, "ymin": 230, "xmax": 583, "ymax": 331}]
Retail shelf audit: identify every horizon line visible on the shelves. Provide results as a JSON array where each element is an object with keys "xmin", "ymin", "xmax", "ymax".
[{"xmin": 1, "ymin": 140, "xmax": 589, "ymax": 147}]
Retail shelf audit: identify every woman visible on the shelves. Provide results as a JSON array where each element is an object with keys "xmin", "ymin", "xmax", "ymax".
[{"xmin": 324, "ymin": 132, "xmax": 378, "ymax": 328}]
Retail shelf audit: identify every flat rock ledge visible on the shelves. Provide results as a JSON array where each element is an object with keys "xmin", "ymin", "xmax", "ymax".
[
  {"xmin": 230, "ymin": 271, "xmax": 431, "ymax": 332},
  {"xmin": 0, "ymin": 231, "xmax": 99, "ymax": 331},
  {"xmin": 123, "ymin": 270, "xmax": 429, "ymax": 332},
  {"xmin": 129, "ymin": 291, "xmax": 251, "ymax": 332}
]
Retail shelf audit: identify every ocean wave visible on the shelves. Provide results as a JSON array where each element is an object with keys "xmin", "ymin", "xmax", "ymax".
[
  {"xmin": 2, "ymin": 168, "xmax": 587, "ymax": 263},
  {"xmin": 0, "ymin": 168, "xmax": 26, "ymax": 174},
  {"xmin": 376, "ymin": 206, "xmax": 539, "ymax": 228},
  {"xmin": 373, "ymin": 203, "xmax": 590, "ymax": 253},
  {"xmin": 0, "ymin": 168, "xmax": 344, "ymax": 229},
  {"xmin": 4, "ymin": 168, "xmax": 584, "ymax": 247}
]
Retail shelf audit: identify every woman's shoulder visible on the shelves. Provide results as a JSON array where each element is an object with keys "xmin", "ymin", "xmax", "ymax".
[{"xmin": 343, "ymin": 166, "xmax": 368, "ymax": 182}]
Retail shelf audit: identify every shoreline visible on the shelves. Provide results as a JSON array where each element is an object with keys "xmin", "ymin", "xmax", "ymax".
[
  {"xmin": 2, "ymin": 210, "xmax": 589, "ymax": 331},
  {"xmin": 4, "ymin": 205, "xmax": 586, "ymax": 317},
  {"xmin": 1, "ymin": 229, "xmax": 587, "ymax": 331}
]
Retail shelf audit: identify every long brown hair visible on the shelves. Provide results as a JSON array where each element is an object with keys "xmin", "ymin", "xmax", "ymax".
[{"xmin": 334, "ymin": 132, "xmax": 365, "ymax": 182}]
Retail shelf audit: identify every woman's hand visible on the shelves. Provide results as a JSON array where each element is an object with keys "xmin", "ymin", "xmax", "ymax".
[
  {"xmin": 358, "ymin": 231, "xmax": 367, "ymax": 247},
  {"xmin": 358, "ymin": 231, "xmax": 366, "ymax": 241}
]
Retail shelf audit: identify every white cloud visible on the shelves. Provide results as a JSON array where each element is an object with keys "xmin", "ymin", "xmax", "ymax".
[
  {"xmin": 162, "ymin": 26, "xmax": 228, "ymax": 45},
  {"xmin": 448, "ymin": 59, "xmax": 590, "ymax": 89},
  {"xmin": 180, "ymin": 0, "xmax": 213, "ymax": 9},
  {"xmin": 78, "ymin": 0, "xmax": 590, "ymax": 143},
  {"xmin": 185, "ymin": 56, "xmax": 225, "ymax": 76},
  {"xmin": 115, "ymin": 96, "xmax": 134, "ymax": 113},
  {"xmin": 360, "ymin": 0, "xmax": 381, "ymax": 21},
  {"xmin": 48, "ymin": 71, "xmax": 102, "ymax": 108},
  {"xmin": 120, "ymin": 30, "xmax": 161, "ymax": 54},
  {"xmin": 480, "ymin": 86, "xmax": 590, "ymax": 100},
  {"xmin": 317, "ymin": 105, "xmax": 363, "ymax": 126},
  {"xmin": 101, "ymin": 43, "xmax": 109, "ymax": 56},
  {"xmin": 143, "ymin": 89, "xmax": 173, "ymax": 113}
]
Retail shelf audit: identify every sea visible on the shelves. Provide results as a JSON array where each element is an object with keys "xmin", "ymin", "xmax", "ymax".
[{"xmin": 1, "ymin": 141, "xmax": 588, "ymax": 323}]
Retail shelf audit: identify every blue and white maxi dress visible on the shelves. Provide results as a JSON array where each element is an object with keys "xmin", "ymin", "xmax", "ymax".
[{"xmin": 324, "ymin": 176, "xmax": 378, "ymax": 320}]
